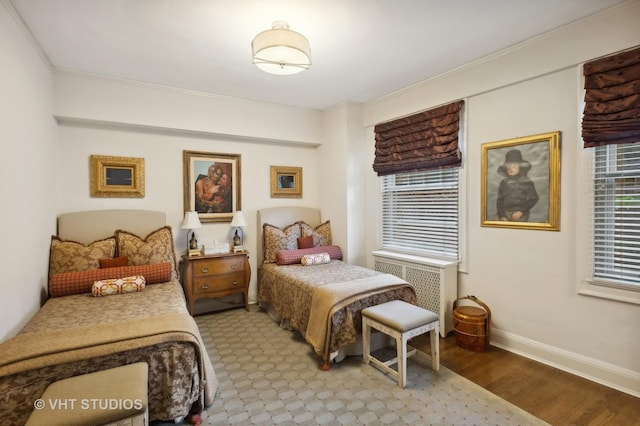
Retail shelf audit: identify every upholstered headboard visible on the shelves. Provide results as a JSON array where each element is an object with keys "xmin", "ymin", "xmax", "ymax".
[
  {"xmin": 256, "ymin": 207, "xmax": 321, "ymax": 264},
  {"xmin": 57, "ymin": 209, "xmax": 166, "ymax": 244}
]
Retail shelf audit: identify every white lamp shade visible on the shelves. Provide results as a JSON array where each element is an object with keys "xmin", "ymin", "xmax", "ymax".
[
  {"xmin": 252, "ymin": 21, "xmax": 311, "ymax": 75},
  {"xmin": 230, "ymin": 211, "xmax": 248, "ymax": 227},
  {"xmin": 181, "ymin": 211, "xmax": 202, "ymax": 229}
]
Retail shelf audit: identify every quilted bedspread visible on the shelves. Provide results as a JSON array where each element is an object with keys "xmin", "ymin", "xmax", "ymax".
[
  {"xmin": 258, "ymin": 261, "xmax": 416, "ymax": 362},
  {"xmin": 0, "ymin": 280, "xmax": 217, "ymax": 425}
]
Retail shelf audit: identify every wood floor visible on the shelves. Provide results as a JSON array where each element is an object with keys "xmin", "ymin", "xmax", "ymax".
[{"xmin": 425, "ymin": 335, "xmax": 640, "ymax": 426}]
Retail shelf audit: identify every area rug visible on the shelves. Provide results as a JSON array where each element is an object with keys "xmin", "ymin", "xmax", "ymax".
[{"xmin": 189, "ymin": 307, "xmax": 548, "ymax": 425}]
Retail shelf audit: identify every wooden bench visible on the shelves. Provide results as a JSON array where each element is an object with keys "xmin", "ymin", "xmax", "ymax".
[{"xmin": 362, "ymin": 300, "xmax": 439, "ymax": 388}]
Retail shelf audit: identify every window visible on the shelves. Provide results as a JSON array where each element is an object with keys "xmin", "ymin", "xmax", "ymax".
[
  {"xmin": 381, "ymin": 168, "xmax": 459, "ymax": 259},
  {"xmin": 592, "ymin": 142, "xmax": 640, "ymax": 289}
]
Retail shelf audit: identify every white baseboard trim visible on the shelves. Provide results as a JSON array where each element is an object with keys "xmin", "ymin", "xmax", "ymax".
[{"xmin": 491, "ymin": 328, "xmax": 640, "ymax": 398}]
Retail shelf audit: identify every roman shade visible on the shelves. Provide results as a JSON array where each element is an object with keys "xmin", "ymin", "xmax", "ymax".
[
  {"xmin": 582, "ymin": 45, "xmax": 640, "ymax": 148},
  {"xmin": 373, "ymin": 100, "xmax": 464, "ymax": 176}
]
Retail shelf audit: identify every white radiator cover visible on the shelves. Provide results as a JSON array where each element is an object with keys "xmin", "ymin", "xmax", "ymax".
[{"xmin": 372, "ymin": 250, "xmax": 458, "ymax": 338}]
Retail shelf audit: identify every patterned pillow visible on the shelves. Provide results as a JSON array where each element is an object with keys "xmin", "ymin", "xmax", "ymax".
[
  {"xmin": 99, "ymin": 256, "xmax": 128, "ymax": 269},
  {"xmin": 263, "ymin": 223, "xmax": 301, "ymax": 263},
  {"xmin": 92, "ymin": 275, "xmax": 146, "ymax": 297},
  {"xmin": 298, "ymin": 221, "xmax": 332, "ymax": 247},
  {"xmin": 301, "ymin": 253, "xmax": 331, "ymax": 266},
  {"xmin": 49, "ymin": 262, "xmax": 173, "ymax": 297},
  {"xmin": 49, "ymin": 236, "xmax": 116, "ymax": 278},
  {"xmin": 115, "ymin": 226, "xmax": 177, "ymax": 278},
  {"xmin": 276, "ymin": 245, "xmax": 343, "ymax": 265}
]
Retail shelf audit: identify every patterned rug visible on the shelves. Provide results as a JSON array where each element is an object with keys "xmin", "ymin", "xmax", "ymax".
[{"xmin": 189, "ymin": 307, "xmax": 547, "ymax": 425}]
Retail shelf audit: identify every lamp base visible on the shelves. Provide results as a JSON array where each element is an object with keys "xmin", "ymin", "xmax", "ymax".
[
  {"xmin": 233, "ymin": 245, "xmax": 245, "ymax": 253},
  {"xmin": 188, "ymin": 249, "xmax": 202, "ymax": 257}
]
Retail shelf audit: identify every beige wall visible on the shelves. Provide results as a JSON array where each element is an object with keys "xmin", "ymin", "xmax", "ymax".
[
  {"xmin": 54, "ymin": 73, "xmax": 325, "ymax": 305},
  {"xmin": 362, "ymin": 1, "xmax": 640, "ymax": 396},
  {"xmin": 0, "ymin": 2, "xmax": 56, "ymax": 340}
]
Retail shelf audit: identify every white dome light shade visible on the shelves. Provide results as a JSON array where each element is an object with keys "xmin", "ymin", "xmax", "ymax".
[{"xmin": 252, "ymin": 21, "xmax": 311, "ymax": 75}]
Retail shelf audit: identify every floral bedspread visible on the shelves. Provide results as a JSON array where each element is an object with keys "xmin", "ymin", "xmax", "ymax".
[
  {"xmin": 258, "ymin": 261, "xmax": 416, "ymax": 361},
  {"xmin": 0, "ymin": 280, "xmax": 217, "ymax": 425}
]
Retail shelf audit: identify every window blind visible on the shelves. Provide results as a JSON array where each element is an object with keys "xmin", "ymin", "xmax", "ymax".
[
  {"xmin": 582, "ymin": 45, "xmax": 640, "ymax": 148},
  {"xmin": 381, "ymin": 168, "xmax": 459, "ymax": 258},
  {"xmin": 592, "ymin": 142, "xmax": 640, "ymax": 287},
  {"xmin": 373, "ymin": 101, "xmax": 464, "ymax": 175}
]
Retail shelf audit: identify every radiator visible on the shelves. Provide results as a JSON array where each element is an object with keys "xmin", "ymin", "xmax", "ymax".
[{"xmin": 372, "ymin": 251, "xmax": 458, "ymax": 337}]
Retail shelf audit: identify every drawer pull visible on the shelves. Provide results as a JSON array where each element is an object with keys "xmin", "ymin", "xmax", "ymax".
[
  {"xmin": 230, "ymin": 264, "xmax": 238, "ymax": 270},
  {"xmin": 200, "ymin": 267, "xmax": 209, "ymax": 273},
  {"xmin": 232, "ymin": 281, "xmax": 239, "ymax": 286},
  {"xmin": 201, "ymin": 283, "xmax": 209, "ymax": 289}
]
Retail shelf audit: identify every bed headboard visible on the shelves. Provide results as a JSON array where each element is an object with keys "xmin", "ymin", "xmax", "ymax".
[
  {"xmin": 57, "ymin": 209, "xmax": 166, "ymax": 244},
  {"xmin": 256, "ymin": 207, "xmax": 321, "ymax": 263}
]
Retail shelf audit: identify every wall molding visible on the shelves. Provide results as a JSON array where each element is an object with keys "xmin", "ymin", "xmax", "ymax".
[
  {"xmin": 55, "ymin": 115, "xmax": 321, "ymax": 148},
  {"xmin": 491, "ymin": 328, "xmax": 640, "ymax": 398}
]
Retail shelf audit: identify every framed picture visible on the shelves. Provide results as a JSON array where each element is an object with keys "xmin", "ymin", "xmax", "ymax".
[
  {"xmin": 90, "ymin": 155, "xmax": 145, "ymax": 198},
  {"xmin": 270, "ymin": 166, "xmax": 302, "ymax": 198},
  {"xmin": 183, "ymin": 151, "xmax": 241, "ymax": 223},
  {"xmin": 481, "ymin": 131, "xmax": 561, "ymax": 231}
]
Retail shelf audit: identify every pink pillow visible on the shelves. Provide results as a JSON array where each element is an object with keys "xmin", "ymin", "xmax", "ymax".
[
  {"xmin": 276, "ymin": 245, "xmax": 343, "ymax": 265},
  {"xmin": 49, "ymin": 262, "xmax": 173, "ymax": 297}
]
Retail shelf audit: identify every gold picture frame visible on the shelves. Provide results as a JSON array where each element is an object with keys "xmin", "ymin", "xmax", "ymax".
[
  {"xmin": 90, "ymin": 155, "xmax": 145, "ymax": 198},
  {"xmin": 481, "ymin": 131, "xmax": 561, "ymax": 231},
  {"xmin": 183, "ymin": 150, "xmax": 241, "ymax": 223},
  {"xmin": 270, "ymin": 166, "xmax": 302, "ymax": 198}
]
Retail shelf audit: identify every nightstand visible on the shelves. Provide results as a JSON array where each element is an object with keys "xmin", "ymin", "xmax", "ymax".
[{"xmin": 180, "ymin": 251, "xmax": 251, "ymax": 315}]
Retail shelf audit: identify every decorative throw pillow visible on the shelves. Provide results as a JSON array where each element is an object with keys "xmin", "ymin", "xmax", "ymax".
[
  {"xmin": 49, "ymin": 262, "xmax": 173, "ymax": 297},
  {"xmin": 263, "ymin": 223, "xmax": 301, "ymax": 263},
  {"xmin": 276, "ymin": 245, "xmax": 343, "ymax": 265},
  {"xmin": 48, "ymin": 236, "xmax": 116, "ymax": 278},
  {"xmin": 297, "ymin": 236, "xmax": 314, "ymax": 249},
  {"xmin": 92, "ymin": 275, "xmax": 146, "ymax": 297},
  {"xmin": 298, "ymin": 221, "xmax": 332, "ymax": 247},
  {"xmin": 115, "ymin": 226, "xmax": 177, "ymax": 278},
  {"xmin": 99, "ymin": 256, "xmax": 128, "ymax": 269},
  {"xmin": 301, "ymin": 253, "xmax": 331, "ymax": 266}
]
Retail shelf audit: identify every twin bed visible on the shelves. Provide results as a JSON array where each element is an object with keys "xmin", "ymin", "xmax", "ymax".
[
  {"xmin": 0, "ymin": 210, "xmax": 217, "ymax": 425},
  {"xmin": 257, "ymin": 206, "xmax": 417, "ymax": 368}
]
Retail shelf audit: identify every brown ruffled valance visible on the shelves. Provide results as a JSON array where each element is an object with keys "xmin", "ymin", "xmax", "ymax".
[
  {"xmin": 582, "ymin": 45, "xmax": 640, "ymax": 148},
  {"xmin": 372, "ymin": 100, "xmax": 464, "ymax": 176}
]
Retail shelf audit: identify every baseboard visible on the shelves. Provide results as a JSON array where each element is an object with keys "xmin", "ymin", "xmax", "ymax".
[{"xmin": 491, "ymin": 328, "xmax": 640, "ymax": 398}]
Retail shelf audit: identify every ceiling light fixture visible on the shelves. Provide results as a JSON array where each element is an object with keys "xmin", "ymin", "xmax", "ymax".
[{"xmin": 252, "ymin": 20, "xmax": 311, "ymax": 75}]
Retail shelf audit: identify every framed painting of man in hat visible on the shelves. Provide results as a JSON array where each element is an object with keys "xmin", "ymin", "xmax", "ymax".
[{"xmin": 481, "ymin": 131, "xmax": 560, "ymax": 230}]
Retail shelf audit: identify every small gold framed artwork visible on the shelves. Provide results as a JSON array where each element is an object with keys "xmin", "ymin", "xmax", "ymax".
[
  {"xmin": 90, "ymin": 155, "xmax": 145, "ymax": 198},
  {"xmin": 270, "ymin": 166, "xmax": 302, "ymax": 198}
]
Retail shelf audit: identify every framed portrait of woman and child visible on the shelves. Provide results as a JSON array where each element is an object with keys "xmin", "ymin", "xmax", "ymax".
[
  {"xmin": 183, "ymin": 150, "xmax": 241, "ymax": 223},
  {"xmin": 481, "ymin": 131, "xmax": 561, "ymax": 231}
]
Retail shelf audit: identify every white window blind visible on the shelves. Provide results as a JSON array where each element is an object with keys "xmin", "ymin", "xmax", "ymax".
[
  {"xmin": 592, "ymin": 141, "xmax": 640, "ymax": 288},
  {"xmin": 381, "ymin": 168, "xmax": 459, "ymax": 259}
]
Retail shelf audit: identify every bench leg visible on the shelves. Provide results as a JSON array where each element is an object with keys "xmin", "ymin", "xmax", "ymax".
[
  {"xmin": 363, "ymin": 317, "xmax": 371, "ymax": 365},
  {"xmin": 430, "ymin": 323, "xmax": 440, "ymax": 372},
  {"xmin": 398, "ymin": 333, "xmax": 407, "ymax": 388}
]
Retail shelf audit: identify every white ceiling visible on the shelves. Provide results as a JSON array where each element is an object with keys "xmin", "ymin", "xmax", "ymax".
[{"xmin": 9, "ymin": 0, "xmax": 629, "ymax": 110}]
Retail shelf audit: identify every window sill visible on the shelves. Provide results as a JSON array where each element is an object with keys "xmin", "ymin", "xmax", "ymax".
[
  {"xmin": 372, "ymin": 250, "xmax": 458, "ymax": 268},
  {"xmin": 577, "ymin": 280, "xmax": 640, "ymax": 305}
]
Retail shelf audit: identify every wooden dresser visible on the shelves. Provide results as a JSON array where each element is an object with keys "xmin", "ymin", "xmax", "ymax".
[{"xmin": 180, "ymin": 251, "xmax": 250, "ymax": 315}]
